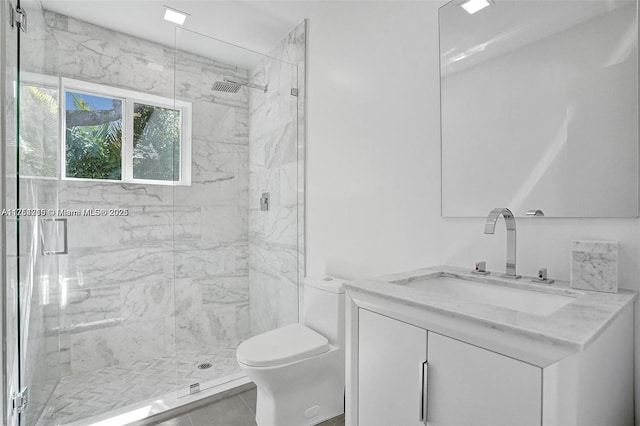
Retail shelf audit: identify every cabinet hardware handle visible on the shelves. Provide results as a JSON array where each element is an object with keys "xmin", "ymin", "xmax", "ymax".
[{"xmin": 420, "ymin": 361, "xmax": 428, "ymax": 424}]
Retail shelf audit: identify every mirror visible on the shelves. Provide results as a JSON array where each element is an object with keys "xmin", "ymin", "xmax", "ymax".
[{"xmin": 439, "ymin": 0, "xmax": 638, "ymax": 218}]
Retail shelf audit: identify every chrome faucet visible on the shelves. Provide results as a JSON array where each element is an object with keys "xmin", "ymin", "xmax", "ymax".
[{"xmin": 484, "ymin": 208, "xmax": 521, "ymax": 279}]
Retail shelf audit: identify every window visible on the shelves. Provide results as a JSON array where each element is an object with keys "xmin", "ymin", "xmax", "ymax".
[
  {"xmin": 19, "ymin": 78, "xmax": 59, "ymax": 178},
  {"xmin": 62, "ymin": 78, "xmax": 191, "ymax": 185}
]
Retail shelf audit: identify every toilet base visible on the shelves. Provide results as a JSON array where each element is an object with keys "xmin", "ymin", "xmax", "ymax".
[{"xmin": 241, "ymin": 349, "xmax": 345, "ymax": 426}]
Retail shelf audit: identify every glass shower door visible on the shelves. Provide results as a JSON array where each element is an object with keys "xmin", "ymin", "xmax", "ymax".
[
  {"xmin": 4, "ymin": 0, "xmax": 21, "ymax": 424},
  {"xmin": 13, "ymin": 1, "xmax": 63, "ymax": 425},
  {"xmin": 172, "ymin": 27, "xmax": 301, "ymax": 396},
  {"xmin": 19, "ymin": 7, "xmax": 181, "ymax": 425}
]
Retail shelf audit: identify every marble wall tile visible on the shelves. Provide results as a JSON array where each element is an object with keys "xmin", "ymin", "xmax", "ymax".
[
  {"xmin": 174, "ymin": 278, "xmax": 203, "ymax": 317},
  {"xmin": 38, "ymin": 11, "xmax": 254, "ymax": 375},
  {"xmin": 58, "ymin": 181, "xmax": 169, "ymax": 207},
  {"xmin": 173, "ymin": 244, "xmax": 239, "ymax": 279},
  {"xmin": 175, "ymin": 312, "xmax": 218, "ymax": 347},
  {"xmin": 69, "ymin": 320, "xmax": 167, "ymax": 374},
  {"xmin": 171, "ymin": 176, "xmax": 240, "ymax": 208},
  {"xmin": 164, "ymin": 317, "xmax": 177, "ymax": 355},
  {"xmin": 571, "ymin": 240, "xmax": 619, "ymax": 293},
  {"xmin": 249, "ymin": 269, "xmax": 298, "ymax": 335},
  {"xmin": 174, "ymin": 274, "xmax": 249, "ymax": 343},
  {"xmin": 201, "ymin": 205, "xmax": 247, "ymax": 243},
  {"xmin": 65, "ymin": 212, "xmax": 122, "ymax": 248},
  {"xmin": 203, "ymin": 303, "xmax": 250, "ymax": 340},
  {"xmin": 14, "ymin": 12, "xmax": 304, "ymax": 397},
  {"xmin": 236, "ymin": 243, "xmax": 250, "ymax": 275},
  {"xmin": 250, "ymin": 243, "xmax": 298, "ymax": 283},
  {"xmin": 61, "ymin": 285, "xmax": 122, "ymax": 328},
  {"xmin": 59, "ymin": 246, "xmax": 173, "ymax": 290},
  {"xmin": 201, "ymin": 276, "xmax": 249, "ymax": 305},
  {"xmin": 119, "ymin": 206, "xmax": 201, "ymax": 245},
  {"xmin": 249, "ymin": 92, "xmax": 297, "ymax": 140},
  {"xmin": 121, "ymin": 280, "xmax": 174, "ymax": 323},
  {"xmin": 265, "ymin": 206, "xmax": 298, "ymax": 245},
  {"xmin": 280, "ymin": 162, "xmax": 298, "ymax": 207},
  {"xmin": 248, "ymin": 22, "xmax": 305, "ymax": 335}
]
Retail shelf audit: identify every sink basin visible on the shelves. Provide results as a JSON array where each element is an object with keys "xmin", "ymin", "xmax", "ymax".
[{"xmin": 392, "ymin": 275, "xmax": 574, "ymax": 316}]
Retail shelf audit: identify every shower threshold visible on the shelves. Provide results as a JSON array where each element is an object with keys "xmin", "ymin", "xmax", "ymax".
[{"xmin": 67, "ymin": 374, "xmax": 251, "ymax": 426}]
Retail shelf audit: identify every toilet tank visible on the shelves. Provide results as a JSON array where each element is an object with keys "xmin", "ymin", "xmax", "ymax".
[{"xmin": 302, "ymin": 276, "xmax": 346, "ymax": 347}]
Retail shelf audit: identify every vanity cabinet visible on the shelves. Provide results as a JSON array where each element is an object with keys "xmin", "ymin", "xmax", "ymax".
[
  {"xmin": 426, "ymin": 331, "xmax": 540, "ymax": 425},
  {"xmin": 345, "ymin": 267, "xmax": 635, "ymax": 426},
  {"xmin": 357, "ymin": 309, "xmax": 541, "ymax": 426},
  {"xmin": 358, "ymin": 309, "xmax": 427, "ymax": 426}
]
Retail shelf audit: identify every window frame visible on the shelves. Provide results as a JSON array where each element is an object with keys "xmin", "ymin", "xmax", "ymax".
[{"xmin": 61, "ymin": 77, "xmax": 192, "ymax": 186}]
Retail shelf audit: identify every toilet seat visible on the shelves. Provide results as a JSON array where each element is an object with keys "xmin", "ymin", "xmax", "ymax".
[{"xmin": 237, "ymin": 324, "xmax": 330, "ymax": 367}]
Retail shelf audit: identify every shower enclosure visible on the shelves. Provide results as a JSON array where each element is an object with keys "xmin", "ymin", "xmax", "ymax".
[{"xmin": 2, "ymin": 1, "xmax": 306, "ymax": 424}]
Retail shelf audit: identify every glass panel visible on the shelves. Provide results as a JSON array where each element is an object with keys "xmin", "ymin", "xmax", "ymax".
[
  {"xmin": 49, "ymin": 23, "xmax": 178, "ymax": 425},
  {"xmin": 19, "ymin": 85, "xmax": 58, "ymax": 177},
  {"xmin": 65, "ymin": 91, "xmax": 122, "ymax": 180},
  {"xmin": 132, "ymin": 103, "xmax": 181, "ymax": 181},
  {"xmin": 3, "ymin": 0, "xmax": 21, "ymax": 424},
  {"xmin": 173, "ymin": 27, "xmax": 301, "ymax": 396},
  {"xmin": 15, "ymin": 3, "xmax": 62, "ymax": 426},
  {"xmin": 17, "ymin": 7, "xmax": 179, "ymax": 426},
  {"xmin": 10, "ymin": 4, "xmax": 304, "ymax": 424}
]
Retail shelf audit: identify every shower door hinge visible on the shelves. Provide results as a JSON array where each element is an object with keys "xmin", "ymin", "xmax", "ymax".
[
  {"xmin": 12, "ymin": 387, "xmax": 28, "ymax": 414},
  {"xmin": 10, "ymin": 5, "xmax": 27, "ymax": 32},
  {"xmin": 290, "ymin": 88, "xmax": 299, "ymax": 97}
]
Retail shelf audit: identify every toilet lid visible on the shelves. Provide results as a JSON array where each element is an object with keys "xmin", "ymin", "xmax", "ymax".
[{"xmin": 237, "ymin": 324, "xmax": 330, "ymax": 367}]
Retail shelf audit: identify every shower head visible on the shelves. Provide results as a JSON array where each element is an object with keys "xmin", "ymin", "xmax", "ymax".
[
  {"xmin": 211, "ymin": 76, "xmax": 268, "ymax": 93},
  {"xmin": 212, "ymin": 80, "xmax": 242, "ymax": 93}
]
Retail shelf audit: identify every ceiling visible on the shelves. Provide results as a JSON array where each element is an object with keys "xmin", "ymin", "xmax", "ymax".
[{"xmin": 41, "ymin": 0, "xmax": 316, "ymax": 68}]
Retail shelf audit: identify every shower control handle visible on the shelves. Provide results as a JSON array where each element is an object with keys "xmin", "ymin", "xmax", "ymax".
[{"xmin": 260, "ymin": 193, "xmax": 270, "ymax": 211}]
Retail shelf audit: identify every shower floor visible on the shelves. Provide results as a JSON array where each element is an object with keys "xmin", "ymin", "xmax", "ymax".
[{"xmin": 35, "ymin": 339, "xmax": 244, "ymax": 426}]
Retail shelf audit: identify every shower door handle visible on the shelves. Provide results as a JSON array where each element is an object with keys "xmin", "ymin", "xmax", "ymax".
[{"xmin": 40, "ymin": 218, "xmax": 68, "ymax": 255}]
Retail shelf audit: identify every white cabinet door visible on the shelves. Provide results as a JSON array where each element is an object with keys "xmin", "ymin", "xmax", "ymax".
[
  {"xmin": 358, "ymin": 309, "xmax": 428, "ymax": 426},
  {"xmin": 427, "ymin": 332, "xmax": 541, "ymax": 426}
]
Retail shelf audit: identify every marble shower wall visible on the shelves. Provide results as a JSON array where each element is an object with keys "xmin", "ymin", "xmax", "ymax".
[
  {"xmin": 24, "ymin": 12, "xmax": 251, "ymax": 377},
  {"xmin": 248, "ymin": 22, "xmax": 306, "ymax": 335}
]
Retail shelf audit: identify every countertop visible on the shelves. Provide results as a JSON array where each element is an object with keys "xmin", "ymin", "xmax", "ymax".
[{"xmin": 345, "ymin": 265, "xmax": 637, "ymax": 354}]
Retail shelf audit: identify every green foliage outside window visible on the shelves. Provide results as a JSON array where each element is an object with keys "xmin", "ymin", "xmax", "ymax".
[
  {"xmin": 19, "ymin": 85, "xmax": 59, "ymax": 177},
  {"xmin": 65, "ymin": 93, "xmax": 123, "ymax": 180},
  {"xmin": 132, "ymin": 104, "xmax": 180, "ymax": 181},
  {"xmin": 64, "ymin": 93, "xmax": 181, "ymax": 181}
]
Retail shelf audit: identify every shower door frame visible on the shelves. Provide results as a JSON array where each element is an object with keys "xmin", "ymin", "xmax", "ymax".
[
  {"xmin": 1, "ymin": 0, "xmax": 12, "ymax": 423},
  {"xmin": 3, "ymin": 0, "xmax": 20, "ymax": 425}
]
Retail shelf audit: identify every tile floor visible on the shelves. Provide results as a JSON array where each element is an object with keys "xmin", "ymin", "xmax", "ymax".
[
  {"xmin": 36, "ymin": 340, "xmax": 243, "ymax": 425},
  {"xmin": 153, "ymin": 387, "xmax": 345, "ymax": 426}
]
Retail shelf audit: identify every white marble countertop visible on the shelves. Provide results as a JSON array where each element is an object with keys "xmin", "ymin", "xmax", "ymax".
[{"xmin": 345, "ymin": 265, "xmax": 637, "ymax": 354}]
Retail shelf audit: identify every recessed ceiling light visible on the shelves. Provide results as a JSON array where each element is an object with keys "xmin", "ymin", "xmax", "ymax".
[
  {"xmin": 461, "ymin": 0, "xmax": 492, "ymax": 14},
  {"xmin": 164, "ymin": 7, "xmax": 188, "ymax": 25}
]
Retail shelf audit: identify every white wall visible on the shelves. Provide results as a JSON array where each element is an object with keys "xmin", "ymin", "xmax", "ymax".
[
  {"xmin": 305, "ymin": 1, "xmax": 444, "ymax": 280},
  {"xmin": 302, "ymin": 1, "xmax": 639, "ymax": 421}
]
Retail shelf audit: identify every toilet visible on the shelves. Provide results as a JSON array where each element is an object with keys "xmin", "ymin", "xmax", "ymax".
[{"xmin": 236, "ymin": 276, "xmax": 345, "ymax": 426}]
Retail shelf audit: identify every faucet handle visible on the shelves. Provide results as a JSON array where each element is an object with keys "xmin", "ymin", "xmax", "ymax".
[{"xmin": 471, "ymin": 261, "xmax": 490, "ymax": 275}]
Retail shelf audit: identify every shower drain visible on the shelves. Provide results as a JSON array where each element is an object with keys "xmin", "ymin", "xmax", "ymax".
[{"xmin": 197, "ymin": 362, "xmax": 213, "ymax": 370}]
